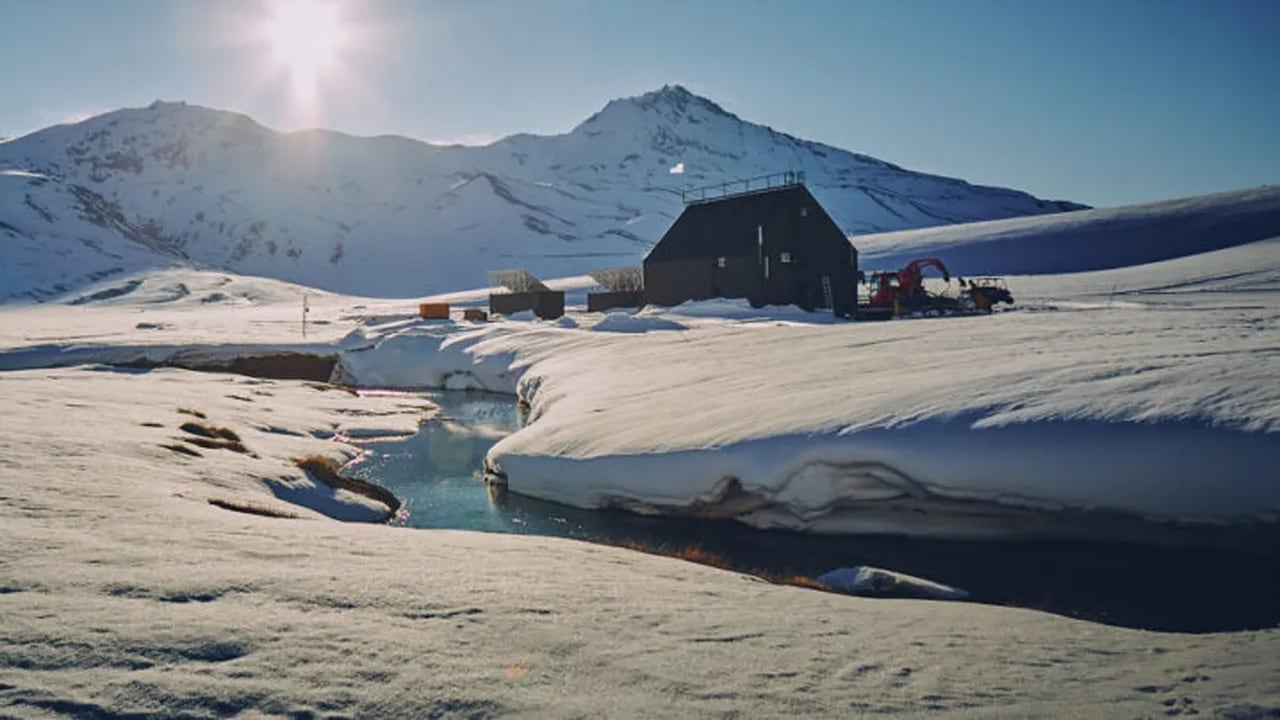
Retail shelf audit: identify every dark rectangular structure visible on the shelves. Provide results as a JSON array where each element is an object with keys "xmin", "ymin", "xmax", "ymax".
[
  {"xmin": 643, "ymin": 182, "xmax": 858, "ymax": 317},
  {"xmin": 489, "ymin": 290, "xmax": 565, "ymax": 320},
  {"xmin": 586, "ymin": 290, "xmax": 645, "ymax": 312}
]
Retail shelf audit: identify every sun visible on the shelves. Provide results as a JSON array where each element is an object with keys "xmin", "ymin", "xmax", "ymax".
[
  {"xmin": 261, "ymin": 0, "xmax": 348, "ymax": 92},
  {"xmin": 208, "ymin": 0, "xmax": 382, "ymax": 125}
]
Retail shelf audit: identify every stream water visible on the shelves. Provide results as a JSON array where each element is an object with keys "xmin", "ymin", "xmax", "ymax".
[{"xmin": 348, "ymin": 390, "xmax": 1280, "ymax": 634}]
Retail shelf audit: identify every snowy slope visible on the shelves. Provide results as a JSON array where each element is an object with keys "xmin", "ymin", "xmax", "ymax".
[
  {"xmin": 0, "ymin": 86, "xmax": 1083, "ymax": 301},
  {"xmin": 858, "ymin": 184, "xmax": 1280, "ymax": 274}
]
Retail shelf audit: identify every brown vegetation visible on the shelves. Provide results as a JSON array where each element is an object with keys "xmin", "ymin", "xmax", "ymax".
[
  {"xmin": 178, "ymin": 421, "xmax": 241, "ymax": 442},
  {"xmin": 216, "ymin": 353, "xmax": 337, "ymax": 382},
  {"xmin": 178, "ymin": 421, "xmax": 252, "ymax": 455},
  {"xmin": 177, "ymin": 407, "xmax": 207, "ymax": 419},
  {"xmin": 294, "ymin": 455, "xmax": 401, "ymax": 513},
  {"xmin": 304, "ymin": 381, "xmax": 359, "ymax": 396},
  {"xmin": 611, "ymin": 540, "xmax": 833, "ymax": 593},
  {"xmin": 160, "ymin": 443, "xmax": 203, "ymax": 457}
]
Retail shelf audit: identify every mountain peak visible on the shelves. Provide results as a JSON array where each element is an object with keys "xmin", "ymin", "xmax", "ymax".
[
  {"xmin": 633, "ymin": 84, "xmax": 732, "ymax": 116},
  {"xmin": 575, "ymin": 84, "xmax": 736, "ymax": 133}
]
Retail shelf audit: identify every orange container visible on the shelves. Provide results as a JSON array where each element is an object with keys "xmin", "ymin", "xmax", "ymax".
[{"xmin": 418, "ymin": 302, "xmax": 450, "ymax": 319}]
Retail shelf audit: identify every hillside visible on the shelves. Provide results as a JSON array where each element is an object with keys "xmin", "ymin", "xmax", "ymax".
[
  {"xmin": 858, "ymin": 184, "xmax": 1280, "ymax": 274},
  {"xmin": 0, "ymin": 85, "xmax": 1083, "ymax": 301}
]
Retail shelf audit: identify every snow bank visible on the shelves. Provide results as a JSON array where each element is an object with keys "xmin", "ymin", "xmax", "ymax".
[
  {"xmin": 590, "ymin": 312, "xmax": 687, "ymax": 333},
  {"xmin": 335, "ymin": 323, "xmax": 522, "ymax": 392},
  {"xmin": 654, "ymin": 298, "xmax": 843, "ymax": 325}
]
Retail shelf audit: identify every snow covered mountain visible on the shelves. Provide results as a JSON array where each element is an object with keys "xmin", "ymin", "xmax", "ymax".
[{"xmin": 0, "ymin": 85, "xmax": 1085, "ymax": 301}]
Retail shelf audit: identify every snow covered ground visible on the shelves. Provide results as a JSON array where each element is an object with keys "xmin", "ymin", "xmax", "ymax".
[
  {"xmin": 330, "ymin": 238, "xmax": 1280, "ymax": 543},
  {"xmin": 1, "ymin": 227, "xmax": 1277, "ymax": 544},
  {"xmin": 1, "ymin": 189, "xmax": 1279, "ymax": 715},
  {"xmin": 3, "ymin": 366, "xmax": 1280, "ymax": 717}
]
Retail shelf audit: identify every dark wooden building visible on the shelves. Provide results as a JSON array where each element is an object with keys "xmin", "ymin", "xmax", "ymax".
[
  {"xmin": 487, "ymin": 268, "xmax": 565, "ymax": 320},
  {"xmin": 643, "ymin": 174, "xmax": 858, "ymax": 316}
]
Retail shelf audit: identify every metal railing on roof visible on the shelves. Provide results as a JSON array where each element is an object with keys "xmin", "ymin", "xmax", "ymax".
[{"xmin": 680, "ymin": 170, "xmax": 806, "ymax": 205}]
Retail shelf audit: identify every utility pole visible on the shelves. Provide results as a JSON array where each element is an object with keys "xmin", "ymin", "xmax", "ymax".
[{"xmin": 302, "ymin": 292, "xmax": 309, "ymax": 337}]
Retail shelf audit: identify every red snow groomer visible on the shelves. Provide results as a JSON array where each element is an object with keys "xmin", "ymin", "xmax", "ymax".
[{"xmin": 863, "ymin": 258, "xmax": 1013, "ymax": 317}]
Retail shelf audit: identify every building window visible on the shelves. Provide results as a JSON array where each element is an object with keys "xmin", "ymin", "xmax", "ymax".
[
  {"xmin": 780, "ymin": 252, "xmax": 792, "ymax": 264},
  {"xmin": 800, "ymin": 207, "xmax": 808, "ymax": 217},
  {"xmin": 717, "ymin": 256, "xmax": 726, "ymax": 268}
]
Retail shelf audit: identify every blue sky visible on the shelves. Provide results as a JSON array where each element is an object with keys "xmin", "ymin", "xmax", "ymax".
[{"xmin": 1, "ymin": 0, "xmax": 1276, "ymax": 207}]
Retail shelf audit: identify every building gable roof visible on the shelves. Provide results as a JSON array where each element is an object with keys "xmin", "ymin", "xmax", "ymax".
[{"xmin": 646, "ymin": 185, "xmax": 849, "ymax": 263}]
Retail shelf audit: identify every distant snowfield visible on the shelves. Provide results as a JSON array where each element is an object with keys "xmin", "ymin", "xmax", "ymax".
[{"xmin": 2, "ymin": 201, "xmax": 1279, "ymax": 714}]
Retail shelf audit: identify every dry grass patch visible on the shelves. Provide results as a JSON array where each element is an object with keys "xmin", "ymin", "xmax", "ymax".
[
  {"xmin": 217, "ymin": 352, "xmax": 337, "ymax": 382},
  {"xmin": 178, "ymin": 421, "xmax": 241, "ymax": 442},
  {"xmin": 183, "ymin": 436, "xmax": 255, "ymax": 455},
  {"xmin": 139, "ymin": 421, "xmax": 165, "ymax": 428},
  {"xmin": 208, "ymin": 498, "xmax": 301, "ymax": 519},
  {"xmin": 294, "ymin": 455, "xmax": 401, "ymax": 512},
  {"xmin": 615, "ymin": 541, "xmax": 734, "ymax": 570},
  {"xmin": 612, "ymin": 540, "xmax": 833, "ymax": 593},
  {"xmin": 304, "ymin": 381, "xmax": 358, "ymax": 396},
  {"xmin": 178, "ymin": 421, "xmax": 253, "ymax": 455},
  {"xmin": 177, "ymin": 407, "xmax": 207, "ymax": 419},
  {"xmin": 160, "ymin": 443, "xmax": 203, "ymax": 457}
]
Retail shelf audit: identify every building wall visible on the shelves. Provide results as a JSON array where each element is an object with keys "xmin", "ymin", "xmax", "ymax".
[
  {"xmin": 489, "ymin": 291, "xmax": 565, "ymax": 319},
  {"xmin": 587, "ymin": 290, "xmax": 645, "ymax": 312},
  {"xmin": 645, "ymin": 254, "xmax": 759, "ymax": 306}
]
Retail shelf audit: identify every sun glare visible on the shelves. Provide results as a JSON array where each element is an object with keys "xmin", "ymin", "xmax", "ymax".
[
  {"xmin": 216, "ymin": 0, "xmax": 382, "ymax": 125},
  {"xmin": 261, "ymin": 0, "xmax": 348, "ymax": 94}
]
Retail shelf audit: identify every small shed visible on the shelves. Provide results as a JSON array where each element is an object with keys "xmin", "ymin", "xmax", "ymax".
[
  {"xmin": 488, "ymin": 269, "xmax": 565, "ymax": 320},
  {"xmin": 643, "ymin": 172, "xmax": 858, "ymax": 316},
  {"xmin": 586, "ymin": 267, "xmax": 645, "ymax": 312}
]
